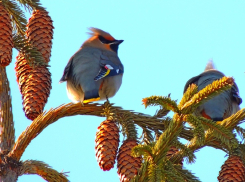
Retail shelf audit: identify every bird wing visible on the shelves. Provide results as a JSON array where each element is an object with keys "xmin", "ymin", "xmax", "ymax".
[
  {"xmin": 183, "ymin": 75, "xmax": 201, "ymax": 94},
  {"xmin": 59, "ymin": 56, "xmax": 74, "ymax": 83},
  {"xmin": 231, "ymin": 83, "xmax": 242, "ymax": 105},
  {"xmin": 94, "ymin": 56, "xmax": 124, "ymax": 81}
]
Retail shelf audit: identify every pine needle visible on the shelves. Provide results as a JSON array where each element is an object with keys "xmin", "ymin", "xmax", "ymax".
[
  {"xmin": 220, "ymin": 108, "xmax": 245, "ymax": 129},
  {"xmin": 16, "ymin": 0, "xmax": 45, "ymax": 11},
  {"xmin": 13, "ymin": 33, "xmax": 48, "ymax": 67},
  {"xmin": 2, "ymin": 0, "xmax": 27, "ymax": 35},
  {"xmin": 142, "ymin": 96, "xmax": 179, "ymax": 113}
]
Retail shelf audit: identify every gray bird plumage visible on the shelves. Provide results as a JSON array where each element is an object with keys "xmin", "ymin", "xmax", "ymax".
[
  {"xmin": 183, "ymin": 61, "xmax": 242, "ymax": 121},
  {"xmin": 60, "ymin": 28, "xmax": 124, "ymax": 103}
]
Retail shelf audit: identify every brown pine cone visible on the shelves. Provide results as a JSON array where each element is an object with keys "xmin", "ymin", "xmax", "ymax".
[
  {"xmin": 0, "ymin": 3, "xmax": 13, "ymax": 66},
  {"xmin": 26, "ymin": 9, "xmax": 54, "ymax": 63},
  {"xmin": 117, "ymin": 139, "xmax": 142, "ymax": 182},
  {"xmin": 95, "ymin": 120, "xmax": 119, "ymax": 171},
  {"xmin": 218, "ymin": 155, "xmax": 245, "ymax": 182},
  {"xmin": 15, "ymin": 53, "xmax": 51, "ymax": 120}
]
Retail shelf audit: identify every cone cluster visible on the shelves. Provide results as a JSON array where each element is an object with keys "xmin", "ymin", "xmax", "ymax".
[
  {"xmin": 15, "ymin": 9, "xmax": 53, "ymax": 120},
  {"xmin": 95, "ymin": 120, "xmax": 119, "ymax": 171},
  {"xmin": 218, "ymin": 155, "xmax": 245, "ymax": 182},
  {"xmin": 117, "ymin": 139, "xmax": 141, "ymax": 182},
  {"xmin": 0, "ymin": 3, "xmax": 13, "ymax": 66}
]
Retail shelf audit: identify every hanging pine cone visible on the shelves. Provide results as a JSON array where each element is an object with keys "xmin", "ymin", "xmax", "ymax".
[
  {"xmin": 95, "ymin": 120, "xmax": 119, "ymax": 171},
  {"xmin": 15, "ymin": 9, "xmax": 53, "ymax": 120},
  {"xmin": 26, "ymin": 9, "xmax": 54, "ymax": 63},
  {"xmin": 0, "ymin": 3, "xmax": 13, "ymax": 66},
  {"xmin": 117, "ymin": 139, "xmax": 142, "ymax": 182},
  {"xmin": 218, "ymin": 155, "xmax": 245, "ymax": 182},
  {"xmin": 15, "ymin": 53, "xmax": 51, "ymax": 120}
]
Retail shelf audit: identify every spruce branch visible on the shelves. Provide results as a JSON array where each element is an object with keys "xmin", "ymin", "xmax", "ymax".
[
  {"xmin": 154, "ymin": 106, "xmax": 170, "ymax": 118},
  {"xmin": 132, "ymin": 144, "xmax": 153, "ymax": 160},
  {"xmin": 220, "ymin": 108, "xmax": 245, "ymax": 129},
  {"xmin": 13, "ymin": 33, "xmax": 47, "ymax": 67},
  {"xmin": 201, "ymin": 117, "xmax": 239, "ymax": 150},
  {"xmin": 166, "ymin": 163, "xmax": 200, "ymax": 182},
  {"xmin": 9, "ymin": 102, "xmax": 169, "ymax": 161},
  {"xmin": 1, "ymin": 0, "xmax": 27, "ymax": 35},
  {"xmin": 172, "ymin": 140, "xmax": 196, "ymax": 164},
  {"xmin": 0, "ymin": 67, "xmax": 15, "ymax": 151},
  {"xmin": 185, "ymin": 115, "xmax": 205, "ymax": 146},
  {"xmin": 152, "ymin": 120, "xmax": 183, "ymax": 164},
  {"xmin": 19, "ymin": 160, "xmax": 69, "ymax": 182},
  {"xmin": 142, "ymin": 96, "xmax": 179, "ymax": 113},
  {"xmin": 178, "ymin": 83, "xmax": 198, "ymax": 109},
  {"xmin": 16, "ymin": 0, "xmax": 45, "ymax": 11},
  {"xmin": 131, "ymin": 161, "xmax": 150, "ymax": 182},
  {"xmin": 180, "ymin": 76, "xmax": 234, "ymax": 114},
  {"xmin": 235, "ymin": 126, "xmax": 245, "ymax": 141},
  {"xmin": 139, "ymin": 127, "xmax": 154, "ymax": 144}
]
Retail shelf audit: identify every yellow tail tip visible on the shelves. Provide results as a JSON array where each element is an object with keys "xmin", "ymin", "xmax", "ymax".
[{"xmin": 83, "ymin": 97, "xmax": 100, "ymax": 103}]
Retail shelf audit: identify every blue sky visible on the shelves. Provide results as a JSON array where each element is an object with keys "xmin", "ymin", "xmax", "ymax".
[{"xmin": 6, "ymin": 1, "xmax": 245, "ymax": 181}]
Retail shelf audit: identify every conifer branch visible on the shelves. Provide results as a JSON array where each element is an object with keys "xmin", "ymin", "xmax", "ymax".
[
  {"xmin": 131, "ymin": 161, "xmax": 150, "ymax": 182},
  {"xmin": 132, "ymin": 144, "xmax": 153, "ymax": 160},
  {"xmin": 8, "ymin": 102, "xmax": 172, "ymax": 161},
  {"xmin": 0, "ymin": 67, "xmax": 15, "ymax": 151},
  {"xmin": 2, "ymin": 0, "xmax": 27, "ymax": 35},
  {"xmin": 220, "ymin": 108, "xmax": 245, "ymax": 129},
  {"xmin": 13, "ymin": 34, "xmax": 48, "ymax": 67},
  {"xmin": 200, "ymin": 117, "xmax": 238, "ymax": 150},
  {"xmin": 167, "ymin": 163, "xmax": 200, "ymax": 182},
  {"xmin": 172, "ymin": 140, "xmax": 196, "ymax": 164},
  {"xmin": 19, "ymin": 160, "xmax": 69, "ymax": 182},
  {"xmin": 178, "ymin": 83, "xmax": 198, "ymax": 109},
  {"xmin": 235, "ymin": 126, "xmax": 245, "ymax": 141},
  {"xmin": 185, "ymin": 115, "xmax": 205, "ymax": 146},
  {"xmin": 180, "ymin": 76, "xmax": 234, "ymax": 114},
  {"xmin": 142, "ymin": 96, "xmax": 179, "ymax": 113},
  {"xmin": 139, "ymin": 127, "xmax": 154, "ymax": 144},
  {"xmin": 152, "ymin": 120, "xmax": 183, "ymax": 163},
  {"xmin": 16, "ymin": 0, "xmax": 45, "ymax": 11}
]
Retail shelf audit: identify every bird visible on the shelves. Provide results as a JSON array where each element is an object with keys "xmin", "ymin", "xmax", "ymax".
[
  {"xmin": 59, "ymin": 27, "xmax": 124, "ymax": 103},
  {"xmin": 183, "ymin": 60, "xmax": 242, "ymax": 121}
]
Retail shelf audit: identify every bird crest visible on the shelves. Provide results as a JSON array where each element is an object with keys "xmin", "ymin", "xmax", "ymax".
[
  {"xmin": 88, "ymin": 27, "xmax": 115, "ymax": 41},
  {"xmin": 205, "ymin": 59, "xmax": 216, "ymax": 71}
]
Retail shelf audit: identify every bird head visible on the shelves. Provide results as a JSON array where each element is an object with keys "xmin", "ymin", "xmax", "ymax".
[{"xmin": 82, "ymin": 27, "xmax": 124, "ymax": 53}]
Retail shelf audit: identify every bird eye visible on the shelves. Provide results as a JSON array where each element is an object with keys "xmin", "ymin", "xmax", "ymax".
[{"xmin": 98, "ymin": 36, "xmax": 113, "ymax": 44}]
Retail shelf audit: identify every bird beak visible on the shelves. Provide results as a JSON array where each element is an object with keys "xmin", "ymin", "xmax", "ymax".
[{"xmin": 113, "ymin": 40, "xmax": 124, "ymax": 45}]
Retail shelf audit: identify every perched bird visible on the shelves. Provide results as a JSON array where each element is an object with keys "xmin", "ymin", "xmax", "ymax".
[
  {"xmin": 60, "ymin": 27, "xmax": 124, "ymax": 103},
  {"xmin": 183, "ymin": 61, "xmax": 242, "ymax": 121}
]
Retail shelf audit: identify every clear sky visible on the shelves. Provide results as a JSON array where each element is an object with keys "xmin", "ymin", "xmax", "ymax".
[{"xmin": 6, "ymin": 0, "xmax": 245, "ymax": 181}]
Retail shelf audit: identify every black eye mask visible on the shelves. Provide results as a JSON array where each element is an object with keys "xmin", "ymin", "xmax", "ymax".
[{"xmin": 98, "ymin": 35, "xmax": 115, "ymax": 44}]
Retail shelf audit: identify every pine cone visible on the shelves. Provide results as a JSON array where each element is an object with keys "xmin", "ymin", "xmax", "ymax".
[
  {"xmin": 218, "ymin": 155, "xmax": 245, "ymax": 182},
  {"xmin": 15, "ymin": 53, "xmax": 51, "ymax": 120},
  {"xmin": 0, "ymin": 3, "xmax": 13, "ymax": 66},
  {"xmin": 26, "ymin": 9, "xmax": 54, "ymax": 63},
  {"xmin": 95, "ymin": 120, "xmax": 119, "ymax": 171},
  {"xmin": 117, "ymin": 139, "xmax": 141, "ymax": 182},
  {"xmin": 15, "ymin": 9, "xmax": 53, "ymax": 120}
]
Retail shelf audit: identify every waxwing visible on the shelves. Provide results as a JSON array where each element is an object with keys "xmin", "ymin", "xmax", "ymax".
[
  {"xmin": 183, "ymin": 61, "xmax": 242, "ymax": 121},
  {"xmin": 60, "ymin": 27, "xmax": 124, "ymax": 103}
]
